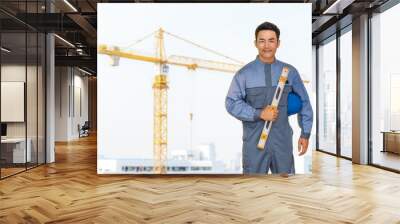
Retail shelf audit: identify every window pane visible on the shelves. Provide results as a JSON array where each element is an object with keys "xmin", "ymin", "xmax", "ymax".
[
  {"xmin": 1, "ymin": 30, "xmax": 27, "ymax": 178},
  {"xmin": 340, "ymin": 30, "xmax": 352, "ymax": 158},
  {"xmin": 38, "ymin": 32, "xmax": 45, "ymax": 165},
  {"xmin": 318, "ymin": 37, "xmax": 337, "ymax": 154},
  {"xmin": 27, "ymin": 31, "xmax": 38, "ymax": 169}
]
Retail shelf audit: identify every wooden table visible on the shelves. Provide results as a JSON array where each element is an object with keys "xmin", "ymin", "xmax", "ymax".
[{"xmin": 381, "ymin": 131, "xmax": 400, "ymax": 154}]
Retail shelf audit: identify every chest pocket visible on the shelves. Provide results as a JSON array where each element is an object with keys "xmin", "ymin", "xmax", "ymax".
[
  {"xmin": 275, "ymin": 85, "xmax": 292, "ymax": 106},
  {"xmin": 245, "ymin": 87, "xmax": 266, "ymax": 109}
]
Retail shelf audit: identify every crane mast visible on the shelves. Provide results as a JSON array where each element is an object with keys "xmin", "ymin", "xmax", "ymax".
[{"xmin": 153, "ymin": 28, "xmax": 168, "ymax": 174}]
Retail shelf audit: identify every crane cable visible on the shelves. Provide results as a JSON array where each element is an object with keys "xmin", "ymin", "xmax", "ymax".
[
  {"xmin": 120, "ymin": 30, "xmax": 158, "ymax": 50},
  {"xmin": 119, "ymin": 28, "xmax": 244, "ymax": 65},
  {"xmin": 164, "ymin": 31, "xmax": 244, "ymax": 65}
]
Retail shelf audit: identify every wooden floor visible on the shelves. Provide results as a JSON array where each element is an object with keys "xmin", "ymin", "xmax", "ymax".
[
  {"xmin": 1, "ymin": 135, "xmax": 400, "ymax": 224},
  {"xmin": 0, "ymin": 167, "xmax": 26, "ymax": 178},
  {"xmin": 372, "ymin": 150, "xmax": 400, "ymax": 171}
]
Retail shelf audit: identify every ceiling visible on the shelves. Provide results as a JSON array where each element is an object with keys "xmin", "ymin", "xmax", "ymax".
[{"xmin": 0, "ymin": 0, "xmax": 393, "ymax": 75}]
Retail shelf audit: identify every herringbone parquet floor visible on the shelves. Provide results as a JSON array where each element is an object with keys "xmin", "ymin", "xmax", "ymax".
[{"xmin": 1, "ymin": 134, "xmax": 400, "ymax": 223}]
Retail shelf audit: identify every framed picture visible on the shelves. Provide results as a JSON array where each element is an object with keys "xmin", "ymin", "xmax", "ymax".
[{"xmin": 97, "ymin": 3, "xmax": 313, "ymax": 174}]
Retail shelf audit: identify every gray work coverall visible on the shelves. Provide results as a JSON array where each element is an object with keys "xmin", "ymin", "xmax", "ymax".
[{"xmin": 225, "ymin": 56, "xmax": 313, "ymax": 174}]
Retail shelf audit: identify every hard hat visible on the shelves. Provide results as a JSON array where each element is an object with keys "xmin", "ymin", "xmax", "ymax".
[{"xmin": 287, "ymin": 92, "xmax": 302, "ymax": 116}]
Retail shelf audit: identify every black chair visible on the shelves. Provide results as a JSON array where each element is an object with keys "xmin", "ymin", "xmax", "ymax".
[{"xmin": 79, "ymin": 121, "xmax": 90, "ymax": 138}]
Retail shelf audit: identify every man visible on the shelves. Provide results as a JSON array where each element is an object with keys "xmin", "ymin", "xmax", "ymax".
[{"xmin": 225, "ymin": 21, "xmax": 313, "ymax": 175}]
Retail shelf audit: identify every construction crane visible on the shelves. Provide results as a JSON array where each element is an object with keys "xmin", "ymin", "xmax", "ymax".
[{"xmin": 98, "ymin": 28, "xmax": 244, "ymax": 174}]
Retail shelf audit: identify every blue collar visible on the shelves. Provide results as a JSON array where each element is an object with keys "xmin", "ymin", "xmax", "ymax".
[{"xmin": 255, "ymin": 55, "xmax": 277, "ymax": 66}]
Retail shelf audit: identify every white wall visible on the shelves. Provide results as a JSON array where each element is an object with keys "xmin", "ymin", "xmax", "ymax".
[
  {"xmin": 55, "ymin": 66, "xmax": 69, "ymax": 141},
  {"xmin": 55, "ymin": 67, "xmax": 89, "ymax": 141}
]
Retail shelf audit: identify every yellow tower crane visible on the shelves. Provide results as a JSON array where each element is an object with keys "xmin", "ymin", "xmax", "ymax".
[{"xmin": 98, "ymin": 28, "xmax": 244, "ymax": 174}]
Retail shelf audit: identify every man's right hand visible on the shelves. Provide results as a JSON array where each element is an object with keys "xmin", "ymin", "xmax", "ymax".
[{"xmin": 260, "ymin": 105, "xmax": 279, "ymax": 121}]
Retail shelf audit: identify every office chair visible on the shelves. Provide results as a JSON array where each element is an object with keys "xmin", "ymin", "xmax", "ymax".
[{"xmin": 79, "ymin": 121, "xmax": 90, "ymax": 138}]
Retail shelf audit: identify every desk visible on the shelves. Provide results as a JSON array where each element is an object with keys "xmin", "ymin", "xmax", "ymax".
[
  {"xmin": 381, "ymin": 131, "xmax": 400, "ymax": 154},
  {"xmin": 1, "ymin": 138, "xmax": 31, "ymax": 163}
]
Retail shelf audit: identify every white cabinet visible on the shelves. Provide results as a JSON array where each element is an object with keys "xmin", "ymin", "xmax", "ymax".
[{"xmin": 1, "ymin": 138, "xmax": 32, "ymax": 163}]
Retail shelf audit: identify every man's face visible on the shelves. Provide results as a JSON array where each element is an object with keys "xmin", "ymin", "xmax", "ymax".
[{"xmin": 254, "ymin": 30, "xmax": 280, "ymax": 62}]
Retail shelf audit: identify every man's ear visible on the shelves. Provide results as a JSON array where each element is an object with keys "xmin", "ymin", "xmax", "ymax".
[
  {"xmin": 277, "ymin": 39, "xmax": 281, "ymax": 48},
  {"xmin": 254, "ymin": 39, "xmax": 257, "ymax": 47}
]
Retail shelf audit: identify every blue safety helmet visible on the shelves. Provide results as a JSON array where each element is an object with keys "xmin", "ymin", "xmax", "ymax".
[{"xmin": 287, "ymin": 92, "xmax": 302, "ymax": 116}]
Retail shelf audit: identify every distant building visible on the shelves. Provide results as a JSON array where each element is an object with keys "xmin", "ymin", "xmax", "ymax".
[
  {"xmin": 106, "ymin": 159, "xmax": 215, "ymax": 174},
  {"xmin": 187, "ymin": 143, "xmax": 216, "ymax": 161},
  {"xmin": 98, "ymin": 143, "xmax": 242, "ymax": 174},
  {"xmin": 97, "ymin": 143, "xmax": 242, "ymax": 174}
]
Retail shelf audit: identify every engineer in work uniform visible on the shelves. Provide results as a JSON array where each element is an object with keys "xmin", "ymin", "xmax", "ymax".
[{"xmin": 225, "ymin": 21, "xmax": 313, "ymax": 174}]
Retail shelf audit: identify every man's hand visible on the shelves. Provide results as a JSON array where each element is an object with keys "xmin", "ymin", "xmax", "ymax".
[
  {"xmin": 298, "ymin": 138, "xmax": 309, "ymax": 156},
  {"xmin": 260, "ymin": 106, "xmax": 279, "ymax": 121}
]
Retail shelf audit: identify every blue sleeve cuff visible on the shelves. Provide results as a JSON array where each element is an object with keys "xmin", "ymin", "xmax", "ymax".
[
  {"xmin": 300, "ymin": 132, "xmax": 311, "ymax": 139},
  {"xmin": 254, "ymin": 109, "xmax": 262, "ymax": 121}
]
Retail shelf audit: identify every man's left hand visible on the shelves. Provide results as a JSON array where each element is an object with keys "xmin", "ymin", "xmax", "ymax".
[{"xmin": 298, "ymin": 138, "xmax": 309, "ymax": 156}]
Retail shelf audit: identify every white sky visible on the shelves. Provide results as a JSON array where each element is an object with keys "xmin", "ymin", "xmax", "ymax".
[{"xmin": 97, "ymin": 3, "xmax": 312, "ymax": 167}]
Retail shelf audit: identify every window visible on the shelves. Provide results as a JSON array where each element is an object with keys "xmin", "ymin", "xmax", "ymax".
[
  {"xmin": 318, "ymin": 36, "xmax": 337, "ymax": 154},
  {"xmin": 371, "ymin": 3, "xmax": 400, "ymax": 171}
]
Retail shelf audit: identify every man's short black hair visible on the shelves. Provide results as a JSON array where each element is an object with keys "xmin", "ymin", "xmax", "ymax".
[{"xmin": 255, "ymin": 21, "xmax": 280, "ymax": 40}]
